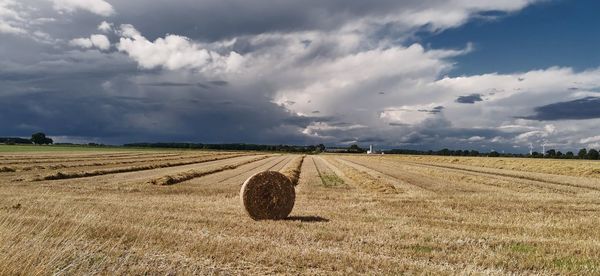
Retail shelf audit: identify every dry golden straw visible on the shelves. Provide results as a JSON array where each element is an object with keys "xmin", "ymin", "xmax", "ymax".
[
  {"xmin": 240, "ymin": 155, "xmax": 305, "ymax": 220},
  {"xmin": 147, "ymin": 156, "xmax": 269, "ymax": 186},
  {"xmin": 240, "ymin": 171, "xmax": 296, "ymax": 220},
  {"xmin": 281, "ymin": 155, "xmax": 305, "ymax": 186}
]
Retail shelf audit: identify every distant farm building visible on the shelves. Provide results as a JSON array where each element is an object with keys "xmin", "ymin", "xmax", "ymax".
[
  {"xmin": 325, "ymin": 148, "xmax": 349, "ymax": 153},
  {"xmin": 367, "ymin": 145, "xmax": 385, "ymax": 155}
]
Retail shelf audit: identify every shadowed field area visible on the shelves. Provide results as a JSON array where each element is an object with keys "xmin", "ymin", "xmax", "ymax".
[{"xmin": 1, "ymin": 148, "xmax": 600, "ymax": 274}]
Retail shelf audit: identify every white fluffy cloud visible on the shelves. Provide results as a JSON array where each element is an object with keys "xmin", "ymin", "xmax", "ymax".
[
  {"xmin": 0, "ymin": 0, "xmax": 27, "ymax": 34},
  {"xmin": 0, "ymin": 20, "xmax": 25, "ymax": 34},
  {"xmin": 0, "ymin": 0, "xmax": 59, "ymax": 44},
  {"xmin": 9, "ymin": 0, "xmax": 600, "ymax": 150},
  {"xmin": 350, "ymin": 0, "xmax": 539, "ymax": 34},
  {"xmin": 102, "ymin": 1, "xmax": 600, "ymax": 150},
  {"xmin": 116, "ymin": 24, "xmax": 244, "ymax": 73},
  {"xmin": 97, "ymin": 21, "xmax": 113, "ymax": 32},
  {"xmin": 51, "ymin": 0, "xmax": 114, "ymax": 16},
  {"xmin": 69, "ymin": 34, "xmax": 110, "ymax": 50}
]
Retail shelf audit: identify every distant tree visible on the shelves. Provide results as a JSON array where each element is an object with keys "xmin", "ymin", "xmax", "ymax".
[
  {"xmin": 546, "ymin": 149, "xmax": 556, "ymax": 157},
  {"xmin": 556, "ymin": 151, "xmax": 563, "ymax": 158},
  {"xmin": 317, "ymin": 144, "xmax": 326, "ymax": 152},
  {"xmin": 578, "ymin": 148, "xmax": 588, "ymax": 159},
  {"xmin": 565, "ymin": 151, "xmax": 575, "ymax": 158},
  {"xmin": 469, "ymin": 150, "xmax": 480, "ymax": 156},
  {"xmin": 348, "ymin": 144, "xmax": 363, "ymax": 153},
  {"xmin": 31, "ymin": 132, "xmax": 53, "ymax": 145},
  {"xmin": 489, "ymin": 151, "xmax": 500, "ymax": 157},
  {"xmin": 588, "ymin": 149, "xmax": 599, "ymax": 160}
]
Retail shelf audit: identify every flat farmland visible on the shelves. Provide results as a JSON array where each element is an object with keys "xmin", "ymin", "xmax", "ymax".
[{"xmin": 1, "ymin": 149, "xmax": 600, "ymax": 274}]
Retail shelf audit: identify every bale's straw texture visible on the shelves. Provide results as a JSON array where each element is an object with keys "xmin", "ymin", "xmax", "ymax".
[
  {"xmin": 281, "ymin": 155, "xmax": 305, "ymax": 186},
  {"xmin": 240, "ymin": 171, "xmax": 295, "ymax": 220}
]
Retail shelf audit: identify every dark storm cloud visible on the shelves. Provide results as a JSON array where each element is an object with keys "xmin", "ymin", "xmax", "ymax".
[
  {"xmin": 0, "ymin": 40, "xmax": 318, "ymax": 145},
  {"xmin": 456, "ymin": 94, "xmax": 483, "ymax": 104},
  {"xmin": 110, "ymin": 0, "xmax": 418, "ymax": 40},
  {"xmin": 520, "ymin": 97, "xmax": 600, "ymax": 121},
  {"xmin": 282, "ymin": 115, "xmax": 336, "ymax": 128},
  {"xmin": 139, "ymin": 81, "xmax": 227, "ymax": 89},
  {"xmin": 418, "ymin": 106, "xmax": 444, "ymax": 114},
  {"xmin": 140, "ymin": 82, "xmax": 205, "ymax": 88},
  {"xmin": 358, "ymin": 137, "xmax": 386, "ymax": 143},
  {"xmin": 0, "ymin": 76, "xmax": 321, "ymax": 144},
  {"xmin": 0, "ymin": 0, "xmax": 546, "ymax": 148}
]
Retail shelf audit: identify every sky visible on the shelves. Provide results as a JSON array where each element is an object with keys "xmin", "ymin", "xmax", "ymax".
[{"xmin": 1, "ymin": 0, "xmax": 600, "ymax": 152}]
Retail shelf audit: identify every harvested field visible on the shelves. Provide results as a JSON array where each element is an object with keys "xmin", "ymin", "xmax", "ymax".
[
  {"xmin": 280, "ymin": 155, "xmax": 305, "ymax": 186},
  {"xmin": 33, "ymin": 153, "xmax": 250, "ymax": 181},
  {"xmin": 147, "ymin": 155, "xmax": 271, "ymax": 186},
  {"xmin": 1, "ymin": 149, "xmax": 600, "ymax": 274}
]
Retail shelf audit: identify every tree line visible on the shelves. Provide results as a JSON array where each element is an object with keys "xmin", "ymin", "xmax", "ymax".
[
  {"xmin": 0, "ymin": 133, "xmax": 53, "ymax": 145},
  {"xmin": 385, "ymin": 148, "xmax": 600, "ymax": 160},
  {"xmin": 3, "ymin": 134, "xmax": 600, "ymax": 160},
  {"xmin": 124, "ymin": 143, "xmax": 328, "ymax": 153}
]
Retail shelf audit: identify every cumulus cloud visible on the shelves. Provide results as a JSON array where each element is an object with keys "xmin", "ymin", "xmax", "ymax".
[
  {"xmin": 380, "ymin": 104, "xmax": 445, "ymax": 125},
  {"xmin": 105, "ymin": 0, "xmax": 541, "ymax": 41},
  {"xmin": 9, "ymin": 0, "xmax": 600, "ymax": 152},
  {"xmin": 69, "ymin": 34, "xmax": 111, "ymax": 50},
  {"xmin": 0, "ymin": 20, "xmax": 25, "ymax": 34},
  {"xmin": 0, "ymin": 0, "xmax": 28, "ymax": 34},
  {"xmin": 116, "ymin": 24, "xmax": 244, "ymax": 73},
  {"xmin": 97, "ymin": 21, "xmax": 113, "ymax": 32},
  {"xmin": 466, "ymin": 136, "xmax": 486, "ymax": 142},
  {"xmin": 51, "ymin": 0, "xmax": 115, "ymax": 16},
  {"xmin": 580, "ymin": 136, "xmax": 600, "ymax": 144}
]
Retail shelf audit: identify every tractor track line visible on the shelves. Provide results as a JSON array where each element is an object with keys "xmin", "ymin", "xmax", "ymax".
[
  {"xmin": 215, "ymin": 156, "xmax": 284, "ymax": 184},
  {"xmin": 311, "ymin": 156, "xmax": 326, "ymax": 186},
  {"xmin": 401, "ymin": 160, "xmax": 600, "ymax": 193},
  {"xmin": 147, "ymin": 156, "xmax": 271, "ymax": 186},
  {"xmin": 34, "ymin": 154, "xmax": 254, "ymax": 181},
  {"xmin": 22, "ymin": 154, "xmax": 229, "ymax": 171},
  {"xmin": 335, "ymin": 157, "xmax": 440, "ymax": 194},
  {"xmin": 0, "ymin": 153, "xmax": 187, "ymax": 165},
  {"xmin": 272, "ymin": 156, "xmax": 294, "ymax": 172},
  {"xmin": 345, "ymin": 157, "xmax": 571, "ymax": 195},
  {"xmin": 395, "ymin": 161, "xmax": 577, "ymax": 195}
]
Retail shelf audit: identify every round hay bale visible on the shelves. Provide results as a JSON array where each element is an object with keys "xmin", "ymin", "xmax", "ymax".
[{"xmin": 240, "ymin": 171, "xmax": 295, "ymax": 220}]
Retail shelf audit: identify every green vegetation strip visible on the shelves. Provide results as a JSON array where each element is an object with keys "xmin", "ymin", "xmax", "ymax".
[
  {"xmin": 321, "ymin": 173, "xmax": 345, "ymax": 187},
  {"xmin": 147, "ymin": 156, "xmax": 270, "ymax": 186},
  {"xmin": 35, "ymin": 154, "xmax": 252, "ymax": 181}
]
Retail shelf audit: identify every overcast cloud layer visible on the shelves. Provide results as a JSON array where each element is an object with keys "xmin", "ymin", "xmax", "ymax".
[{"xmin": 2, "ymin": 0, "xmax": 599, "ymax": 152}]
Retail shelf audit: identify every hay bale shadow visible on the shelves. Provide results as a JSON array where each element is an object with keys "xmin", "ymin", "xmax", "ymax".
[{"xmin": 284, "ymin": 216, "xmax": 329, "ymax": 223}]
